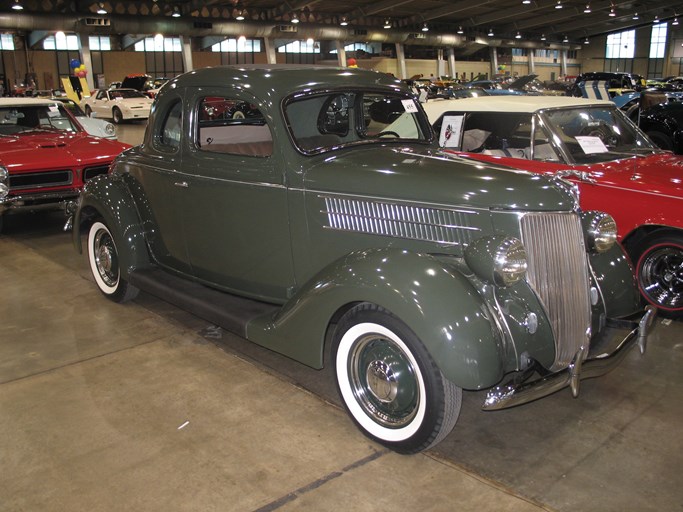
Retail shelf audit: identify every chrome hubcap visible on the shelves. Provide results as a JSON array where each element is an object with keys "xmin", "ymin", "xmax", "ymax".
[
  {"xmin": 349, "ymin": 334, "xmax": 418, "ymax": 428},
  {"xmin": 94, "ymin": 230, "xmax": 118, "ymax": 287},
  {"xmin": 640, "ymin": 245, "xmax": 683, "ymax": 310}
]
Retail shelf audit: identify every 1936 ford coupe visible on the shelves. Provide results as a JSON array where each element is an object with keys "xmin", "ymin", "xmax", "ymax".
[{"xmin": 71, "ymin": 66, "xmax": 655, "ymax": 454}]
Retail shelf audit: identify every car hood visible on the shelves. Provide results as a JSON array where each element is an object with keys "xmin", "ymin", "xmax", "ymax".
[
  {"xmin": 305, "ymin": 146, "xmax": 576, "ymax": 212},
  {"xmin": 116, "ymin": 98, "xmax": 152, "ymax": 108},
  {"xmin": 588, "ymin": 152, "xmax": 683, "ymax": 196},
  {"xmin": 0, "ymin": 132, "xmax": 129, "ymax": 171}
]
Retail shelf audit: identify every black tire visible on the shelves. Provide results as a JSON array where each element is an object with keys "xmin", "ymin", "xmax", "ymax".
[
  {"xmin": 87, "ymin": 221, "xmax": 139, "ymax": 302},
  {"xmin": 85, "ymin": 105, "xmax": 92, "ymax": 117},
  {"xmin": 645, "ymin": 130, "xmax": 674, "ymax": 152},
  {"xmin": 333, "ymin": 303, "xmax": 462, "ymax": 454},
  {"xmin": 112, "ymin": 107, "xmax": 123, "ymax": 124},
  {"xmin": 631, "ymin": 232, "xmax": 683, "ymax": 319}
]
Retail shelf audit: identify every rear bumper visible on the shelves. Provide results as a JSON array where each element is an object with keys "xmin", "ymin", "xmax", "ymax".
[{"xmin": 482, "ymin": 305, "xmax": 657, "ymax": 411}]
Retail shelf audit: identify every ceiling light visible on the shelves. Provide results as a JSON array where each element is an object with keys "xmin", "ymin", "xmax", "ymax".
[
  {"xmin": 421, "ymin": 23, "xmax": 429, "ymax": 32},
  {"xmin": 291, "ymin": 12, "xmax": 300, "ymax": 23},
  {"xmin": 340, "ymin": 16, "xmax": 348, "ymax": 26},
  {"xmin": 522, "ymin": 0, "xmax": 531, "ymax": 4},
  {"xmin": 235, "ymin": 9, "xmax": 245, "ymax": 21},
  {"xmin": 541, "ymin": 34, "xmax": 546, "ymax": 40},
  {"xmin": 172, "ymin": 6, "xmax": 181, "ymax": 17},
  {"xmin": 488, "ymin": 28, "xmax": 494, "ymax": 36},
  {"xmin": 653, "ymin": 15, "xmax": 659, "ymax": 24},
  {"xmin": 11, "ymin": 0, "xmax": 23, "ymax": 10},
  {"xmin": 673, "ymin": 17, "xmax": 679, "ymax": 26},
  {"xmin": 563, "ymin": 35, "xmax": 568, "ymax": 42},
  {"xmin": 584, "ymin": 4, "xmax": 591, "ymax": 13},
  {"xmin": 632, "ymin": 12, "xmax": 639, "ymax": 20},
  {"xmin": 457, "ymin": 26, "xmax": 463, "ymax": 34},
  {"xmin": 584, "ymin": 37, "xmax": 590, "ymax": 44},
  {"xmin": 609, "ymin": 7, "xmax": 616, "ymax": 17},
  {"xmin": 555, "ymin": 1, "xmax": 563, "ymax": 9},
  {"xmin": 96, "ymin": 3, "xmax": 107, "ymax": 14},
  {"xmin": 515, "ymin": 32, "xmax": 522, "ymax": 39},
  {"xmin": 383, "ymin": 19, "xmax": 391, "ymax": 29}
]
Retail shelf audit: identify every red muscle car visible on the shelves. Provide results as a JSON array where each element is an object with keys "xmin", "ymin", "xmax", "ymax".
[{"xmin": 424, "ymin": 95, "xmax": 683, "ymax": 318}]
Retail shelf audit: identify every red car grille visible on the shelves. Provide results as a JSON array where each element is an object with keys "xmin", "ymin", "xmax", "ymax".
[{"xmin": 9, "ymin": 170, "xmax": 73, "ymax": 191}]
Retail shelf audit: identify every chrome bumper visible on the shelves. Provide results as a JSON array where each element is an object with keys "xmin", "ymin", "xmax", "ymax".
[
  {"xmin": 0, "ymin": 190, "xmax": 80, "ymax": 214},
  {"xmin": 482, "ymin": 306, "xmax": 657, "ymax": 411}
]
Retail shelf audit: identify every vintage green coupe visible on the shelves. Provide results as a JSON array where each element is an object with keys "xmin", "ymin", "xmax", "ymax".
[{"xmin": 72, "ymin": 66, "xmax": 656, "ymax": 454}]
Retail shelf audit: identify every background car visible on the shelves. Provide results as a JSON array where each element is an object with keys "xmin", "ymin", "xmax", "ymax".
[
  {"xmin": 72, "ymin": 66, "xmax": 652, "ymax": 455},
  {"xmin": 52, "ymin": 97, "xmax": 117, "ymax": 139},
  {"xmin": 0, "ymin": 97, "xmax": 130, "ymax": 231},
  {"xmin": 637, "ymin": 100, "xmax": 683, "ymax": 154},
  {"xmin": 425, "ymin": 95, "xmax": 683, "ymax": 318},
  {"xmin": 80, "ymin": 88, "xmax": 153, "ymax": 123}
]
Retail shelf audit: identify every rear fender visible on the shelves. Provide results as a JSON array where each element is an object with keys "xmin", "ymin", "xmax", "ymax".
[{"xmin": 247, "ymin": 248, "xmax": 506, "ymax": 390}]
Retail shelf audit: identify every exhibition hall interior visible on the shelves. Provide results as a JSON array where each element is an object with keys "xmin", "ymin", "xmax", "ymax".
[{"xmin": 1, "ymin": 1, "xmax": 682, "ymax": 511}]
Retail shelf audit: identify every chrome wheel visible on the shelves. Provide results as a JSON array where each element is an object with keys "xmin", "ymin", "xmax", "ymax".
[
  {"xmin": 334, "ymin": 304, "xmax": 461, "ymax": 453},
  {"xmin": 87, "ymin": 221, "xmax": 139, "ymax": 302},
  {"xmin": 93, "ymin": 226, "xmax": 119, "ymax": 288},
  {"xmin": 348, "ymin": 331, "xmax": 420, "ymax": 429},
  {"xmin": 638, "ymin": 241, "xmax": 683, "ymax": 315}
]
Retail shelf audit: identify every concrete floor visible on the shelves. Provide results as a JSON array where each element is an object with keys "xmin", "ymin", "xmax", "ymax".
[{"xmin": 1, "ymin": 122, "xmax": 682, "ymax": 511}]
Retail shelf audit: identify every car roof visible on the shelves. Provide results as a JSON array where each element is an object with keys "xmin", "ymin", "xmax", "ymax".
[
  {"xmin": 421, "ymin": 95, "xmax": 614, "ymax": 116},
  {"xmin": 163, "ymin": 65, "xmax": 403, "ymax": 101},
  {"xmin": 0, "ymin": 97, "xmax": 60, "ymax": 107}
]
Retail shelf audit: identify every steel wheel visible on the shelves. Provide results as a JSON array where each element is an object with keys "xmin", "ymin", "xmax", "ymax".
[
  {"xmin": 635, "ymin": 233, "xmax": 683, "ymax": 318},
  {"xmin": 112, "ymin": 107, "xmax": 123, "ymax": 124},
  {"xmin": 333, "ymin": 304, "xmax": 461, "ymax": 453},
  {"xmin": 87, "ymin": 221, "xmax": 138, "ymax": 302}
]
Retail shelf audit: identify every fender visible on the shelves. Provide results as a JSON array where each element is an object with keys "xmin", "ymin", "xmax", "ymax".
[
  {"xmin": 247, "ymin": 248, "xmax": 507, "ymax": 390},
  {"xmin": 73, "ymin": 174, "xmax": 150, "ymax": 277},
  {"xmin": 588, "ymin": 243, "xmax": 640, "ymax": 318}
]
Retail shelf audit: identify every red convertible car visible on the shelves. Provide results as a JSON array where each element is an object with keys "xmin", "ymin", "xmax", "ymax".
[
  {"xmin": 0, "ymin": 97, "xmax": 130, "ymax": 231},
  {"xmin": 424, "ymin": 96, "xmax": 683, "ymax": 318}
]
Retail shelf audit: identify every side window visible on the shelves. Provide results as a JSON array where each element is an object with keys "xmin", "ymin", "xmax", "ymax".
[
  {"xmin": 196, "ymin": 96, "xmax": 272, "ymax": 157},
  {"xmin": 158, "ymin": 100, "xmax": 182, "ymax": 150},
  {"xmin": 96, "ymin": 90, "xmax": 106, "ymax": 100}
]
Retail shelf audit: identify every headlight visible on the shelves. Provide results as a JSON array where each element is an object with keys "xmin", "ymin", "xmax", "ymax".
[
  {"xmin": 465, "ymin": 236, "xmax": 528, "ymax": 286},
  {"xmin": 104, "ymin": 123, "xmax": 116, "ymax": 136},
  {"xmin": 0, "ymin": 166, "xmax": 8, "ymax": 200},
  {"xmin": 582, "ymin": 211, "xmax": 617, "ymax": 253}
]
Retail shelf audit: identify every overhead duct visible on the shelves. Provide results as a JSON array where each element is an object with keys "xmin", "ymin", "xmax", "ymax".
[{"xmin": 0, "ymin": 12, "xmax": 578, "ymax": 50}]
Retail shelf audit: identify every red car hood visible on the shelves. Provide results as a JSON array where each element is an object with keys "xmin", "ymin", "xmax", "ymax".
[
  {"xmin": 448, "ymin": 150, "xmax": 683, "ymax": 198},
  {"xmin": 0, "ymin": 132, "xmax": 130, "ymax": 171}
]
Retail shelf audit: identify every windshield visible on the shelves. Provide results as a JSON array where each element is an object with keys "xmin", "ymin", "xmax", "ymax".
[
  {"xmin": 111, "ymin": 89, "xmax": 147, "ymax": 100},
  {"xmin": 542, "ymin": 105, "xmax": 656, "ymax": 164},
  {"xmin": 0, "ymin": 103, "xmax": 79, "ymax": 136},
  {"xmin": 285, "ymin": 90, "xmax": 432, "ymax": 153}
]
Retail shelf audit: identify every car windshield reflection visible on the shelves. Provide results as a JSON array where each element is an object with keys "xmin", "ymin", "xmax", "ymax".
[{"xmin": 0, "ymin": 104, "xmax": 78, "ymax": 136}]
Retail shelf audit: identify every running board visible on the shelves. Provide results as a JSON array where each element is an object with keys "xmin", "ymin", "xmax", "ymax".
[{"xmin": 129, "ymin": 268, "xmax": 279, "ymax": 338}]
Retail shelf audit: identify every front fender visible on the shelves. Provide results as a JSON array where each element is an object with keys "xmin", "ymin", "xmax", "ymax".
[
  {"xmin": 589, "ymin": 242, "xmax": 640, "ymax": 318},
  {"xmin": 73, "ymin": 174, "xmax": 150, "ymax": 277},
  {"xmin": 247, "ymin": 248, "xmax": 506, "ymax": 390}
]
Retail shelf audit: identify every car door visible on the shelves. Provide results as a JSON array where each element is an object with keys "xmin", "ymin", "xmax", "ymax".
[
  {"xmin": 127, "ymin": 94, "xmax": 191, "ymax": 273},
  {"xmin": 92, "ymin": 90, "xmax": 110, "ymax": 118},
  {"xmin": 179, "ymin": 90, "xmax": 295, "ymax": 303}
]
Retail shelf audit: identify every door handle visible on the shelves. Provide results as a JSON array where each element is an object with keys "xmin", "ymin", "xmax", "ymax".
[{"xmin": 174, "ymin": 181, "xmax": 189, "ymax": 188}]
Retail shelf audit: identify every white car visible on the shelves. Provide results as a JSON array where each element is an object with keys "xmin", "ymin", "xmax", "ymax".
[
  {"xmin": 53, "ymin": 97, "xmax": 117, "ymax": 139},
  {"xmin": 80, "ymin": 88, "xmax": 152, "ymax": 124}
]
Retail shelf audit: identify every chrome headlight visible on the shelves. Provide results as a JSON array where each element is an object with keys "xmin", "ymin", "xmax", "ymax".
[
  {"xmin": 104, "ymin": 122, "xmax": 116, "ymax": 136},
  {"xmin": 582, "ymin": 211, "xmax": 617, "ymax": 253},
  {"xmin": 465, "ymin": 236, "xmax": 528, "ymax": 286},
  {"xmin": 0, "ymin": 166, "xmax": 8, "ymax": 199}
]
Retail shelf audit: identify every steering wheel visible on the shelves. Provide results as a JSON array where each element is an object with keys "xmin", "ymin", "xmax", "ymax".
[
  {"xmin": 578, "ymin": 123, "xmax": 619, "ymax": 147},
  {"xmin": 377, "ymin": 131, "xmax": 400, "ymax": 138}
]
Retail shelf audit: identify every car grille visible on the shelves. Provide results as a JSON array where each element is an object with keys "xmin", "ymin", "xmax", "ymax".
[
  {"xmin": 520, "ymin": 212, "xmax": 592, "ymax": 371},
  {"xmin": 83, "ymin": 165, "xmax": 110, "ymax": 181},
  {"xmin": 9, "ymin": 170, "xmax": 73, "ymax": 191}
]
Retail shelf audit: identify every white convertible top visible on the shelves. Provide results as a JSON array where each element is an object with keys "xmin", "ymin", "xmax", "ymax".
[
  {"xmin": 0, "ymin": 97, "xmax": 60, "ymax": 107},
  {"xmin": 422, "ymin": 95, "xmax": 614, "ymax": 118}
]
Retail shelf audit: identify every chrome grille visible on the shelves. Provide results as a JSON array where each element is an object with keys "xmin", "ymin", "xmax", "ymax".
[
  {"xmin": 322, "ymin": 196, "xmax": 480, "ymax": 246},
  {"xmin": 520, "ymin": 212, "xmax": 591, "ymax": 371}
]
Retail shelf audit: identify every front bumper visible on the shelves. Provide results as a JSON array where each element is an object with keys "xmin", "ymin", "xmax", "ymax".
[
  {"xmin": 482, "ymin": 306, "xmax": 657, "ymax": 411},
  {"xmin": 0, "ymin": 190, "xmax": 80, "ymax": 214}
]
